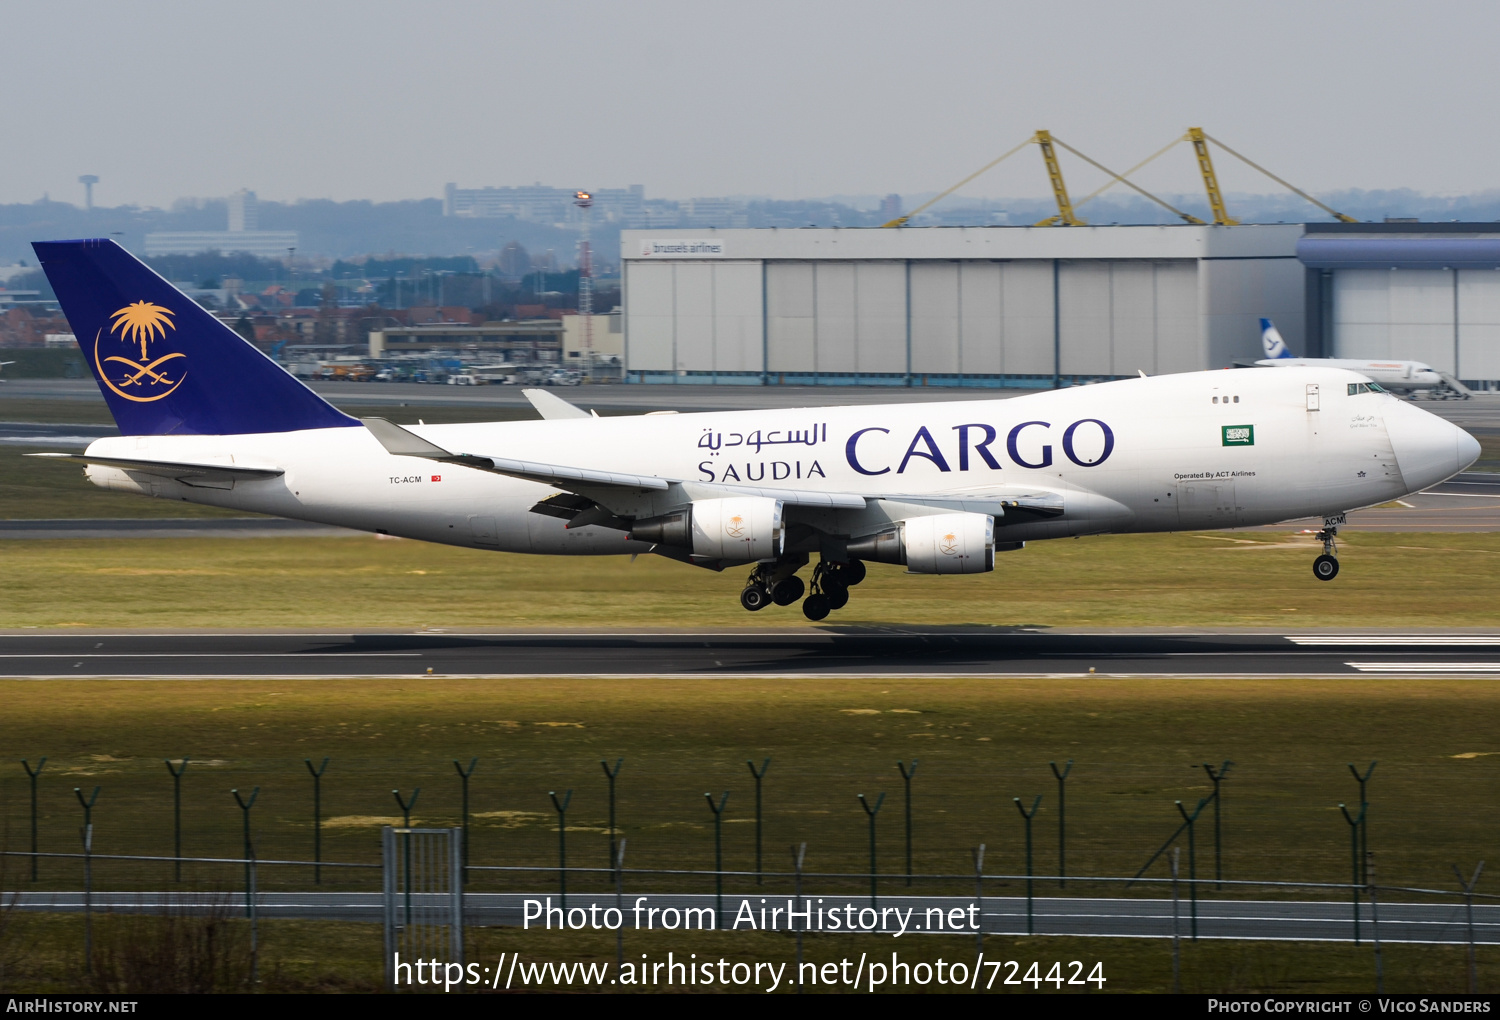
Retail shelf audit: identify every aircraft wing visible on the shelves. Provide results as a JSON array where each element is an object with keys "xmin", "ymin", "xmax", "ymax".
[
  {"xmin": 361, "ymin": 418, "xmax": 1062, "ymax": 522},
  {"xmin": 25, "ymin": 451, "xmax": 284, "ymax": 487}
]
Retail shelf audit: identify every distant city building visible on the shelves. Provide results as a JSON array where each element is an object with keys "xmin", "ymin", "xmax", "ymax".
[
  {"xmin": 880, "ymin": 193, "xmax": 902, "ymax": 219},
  {"xmin": 228, "ymin": 188, "xmax": 258, "ymax": 232},
  {"xmin": 144, "ymin": 188, "xmax": 298, "ymax": 256}
]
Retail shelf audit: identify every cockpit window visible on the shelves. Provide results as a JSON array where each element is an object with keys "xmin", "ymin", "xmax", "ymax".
[
  {"xmin": 1368, "ymin": 382, "xmax": 1386, "ymax": 393},
  {"xmin": 1347, "ymin": 382, "xmax": 1380, "ymax": 395}
]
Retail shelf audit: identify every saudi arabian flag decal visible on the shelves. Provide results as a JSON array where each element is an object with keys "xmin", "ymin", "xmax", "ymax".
[{"xmin": 1222, "ymin": 424, "xmax": 1255, "ymax": 446}]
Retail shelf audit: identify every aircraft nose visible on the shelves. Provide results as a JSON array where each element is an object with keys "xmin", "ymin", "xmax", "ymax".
[
  {"xmin": 1457, "ymin": 427, "xmax": 1481, "ymax": 471},
  {"xmin": 1384, "ymin": 399, "xmax": 1477, "ymax": 492}
]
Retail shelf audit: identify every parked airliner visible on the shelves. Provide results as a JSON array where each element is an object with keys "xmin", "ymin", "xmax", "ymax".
[
  {"xmin": 1255, "ymin": 318, "xmax": 1466, "ymax": 398},
  {"xmin": 30, "ymin": 240, "xmax": 1480, "ymax": 618}
]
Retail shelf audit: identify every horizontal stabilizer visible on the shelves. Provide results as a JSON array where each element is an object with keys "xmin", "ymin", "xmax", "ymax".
[{"xmin": 26, "ymin": 451, "xmax": 284, "ymax": 481}]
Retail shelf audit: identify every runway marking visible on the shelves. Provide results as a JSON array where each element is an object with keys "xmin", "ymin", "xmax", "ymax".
[
  {"xmin": 1290, "ymin": 636, "xmax": 1500, "ymax": 646},
  {"xmin": 1347, "ymin": 662, "xmax": 1500, "ymax": 672}
]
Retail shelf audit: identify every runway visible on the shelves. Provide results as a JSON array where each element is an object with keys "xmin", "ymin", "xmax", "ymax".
[
  {"xmin": 9, "ymin": 889, "xmax": 1495, "ymax": 944},
  {"xmin": 3, "ymin": 630, "xmax": 1500, "ymax": 678}
]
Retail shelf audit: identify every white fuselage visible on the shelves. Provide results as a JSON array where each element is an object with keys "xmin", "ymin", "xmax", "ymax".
[
  {"xmin": 79, "ymin": 367, "xmax": 1478, "ymax": 558},
  {"xmin": 1256, "ymin": 358, "xmax": 1445, "ymax": 391}
]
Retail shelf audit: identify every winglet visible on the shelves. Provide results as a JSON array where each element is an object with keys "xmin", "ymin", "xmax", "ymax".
[
  {"xmin": 522, "ymin": 388, "xmax": 592, "ymax": 420},
  {"xmin": 360, "ymin": 418, "xmax": 492, "ymax": 468}
]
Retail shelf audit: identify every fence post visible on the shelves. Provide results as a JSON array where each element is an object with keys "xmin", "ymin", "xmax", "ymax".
[
  {"xmin": 1339, "ymin": 802, "xmax": 1365, "ymax": 945},
  {"xmin": 22, "ymin": 758, "xmax": 45, "ymax": 882},
  {"xmin": 1452, "ymin": 861, "xmax": 1484, "ymax": 994},
  {"xmin": 1175, "ymin": 797, "xmax": 1208, "ymax": 941},
  {"xmin": 897, "ymin": 760, "xmax": 918, "ymax": 888},
  {"xmin": 601, "ymin": 758, "xmax": 623, "ymax": 872},
  {"xmin": 549, "ymin": 790, "xmax": 572, "ymax": 908},
  {"xmin": 1368, "ymin": 851, "xmax": 1383, "ymax": 994},
  {"xmin": 972, "ymin": 843, "xmax": 986, "ymax": 960},
  {"xmin": 164, "ymin": 758, "xmax": 188, "ymax": 883},
  {"xmin": 615, "ymin": 838, "xmax": 628, "ymax": 975},
  {"xmin": 381, "ymin": 826, "xmax": 397, "ymax": 990},
  {"xmin": 1013, "ymin": 795, "xmax": 1041, "ymax": 935},
  {"xmin": 450, "ymin": 826, "xmax": 465, "ymax": 968},
  {"xmin": 1348, "ymin": 761, "xmax": 1376, "ymax": 883},
  {"xmin": 248, "ymin": 838, "xmax": 258, "ymax": 988},
  {"xmin": 857, "ymin": 793, "xmax": 885, "ymax": 908},
  {"xmin": 304, "ymin": 757, "xmax": 329, "ymax": 885},
  {"xmin": 792, "ymin": 842, "xmax": 807, "ymax": 994},
  {"xmin": 704, "ymin": 791, "xmax": 729, "ymax": 927},
  {"xmin": 393, "ymin": 787, "xmax": 420, "ymax": 924},
  {"xmin": 747, "ymin": 758, "xmax": 770, "ymax": 885},
  {"xmin": 1200, "ymin": 760, "xmax": 1232, "ymax": 890},
  {"xmin": 1049, "ymin": 760, "xmax": 1071, "ymax": 888},
  {"xmin": 1170, "ymin": 847, "xmax": 1181, "ymax": 994},
  {"xmin": 454, "ymin": 758, "xmax": 477, "ymax": 885},
  {"xmin": 231, "ymin": 787, "xmax": 259, "ymax": 918},
  {"xmin": 81, "ymin": 821, "xmax": 93, "ymax": 975},
  {"xmin": 75, "ymin": 784, "xmax": 101, "ymax": 974}
]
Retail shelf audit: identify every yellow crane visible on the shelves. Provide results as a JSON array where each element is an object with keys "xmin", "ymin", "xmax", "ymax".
[
  {"xmin": 1034, "ymin": 130, "xmax": 1085, "ymax": 226},
  {"xmin": 882, "ymin": 128, "xmax": 1357, "ymax": 228},
  {"xmin": 1187, "ymin": 127, "xmax": 1237, "ymax": 225}
]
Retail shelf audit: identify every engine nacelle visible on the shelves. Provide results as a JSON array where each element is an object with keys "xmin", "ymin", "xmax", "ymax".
[
  {"xmin": 847, "ymin": 512, "xmax": 995, "ymax": 574},
  {"xmin": 631, "ymin": 497, "xmax": 784, "ymax": 561}
]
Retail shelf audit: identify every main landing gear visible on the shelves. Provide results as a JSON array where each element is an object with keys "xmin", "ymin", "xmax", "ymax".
[
  {"xmin": 739, "ymin": 559, "xmax": 867, "ymax": 620},
  {"xmin": 1312, "ymin": 515, "xmax": 1343, "ymax": 581}
]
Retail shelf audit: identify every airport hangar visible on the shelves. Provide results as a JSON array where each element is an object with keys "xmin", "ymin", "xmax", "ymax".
[{"xmin": 617, "ymin": 221, "xmax": 1500, "ymax": 389}]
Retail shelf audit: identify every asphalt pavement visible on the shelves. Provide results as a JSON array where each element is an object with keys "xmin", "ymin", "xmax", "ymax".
[{"xmin": 3, "ymin": 630, "xmax": 1500, "ymax": 678}]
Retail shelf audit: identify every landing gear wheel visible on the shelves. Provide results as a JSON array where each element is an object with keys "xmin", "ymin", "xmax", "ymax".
[
  {"xmin": 771, "ymin": 576, "xmax": 805, "ymax": 606},
  {"xmin": 824, "ymin": 581, "xmax": 850, "ymax": 610},
  {"xmin": 802, "ymin": 593, "xmax": 831, "ymax": 621},
  {"xmin": 1313, "ymin": 554, "xmax": 1340, "ymax": 581},
  {"xmin": 740, "ymin": 584, "xmax": 772, "ymax": 611},
  {"xmin": 841, "ymin": 559, "xmax": 867, "ymax": 586}
]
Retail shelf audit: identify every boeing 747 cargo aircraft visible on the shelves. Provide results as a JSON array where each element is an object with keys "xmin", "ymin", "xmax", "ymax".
[{"xmin": 29, "ymin": 240, "xmax": 1480, "ymax": 618}]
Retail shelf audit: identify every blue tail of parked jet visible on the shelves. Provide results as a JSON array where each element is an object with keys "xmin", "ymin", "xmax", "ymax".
[
  {"xmin": 1260, "ymin": 317, "xmax": 1293, "ymax": 360},
  {"xmin": 32, "ymin": 239, "xmax": 359, "ymax": 436}
]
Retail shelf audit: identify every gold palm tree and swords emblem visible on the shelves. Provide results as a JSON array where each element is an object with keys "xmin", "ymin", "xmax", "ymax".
[{"xmin": 93, "ymin": 301, "xmax": 185, "ymax": 402}]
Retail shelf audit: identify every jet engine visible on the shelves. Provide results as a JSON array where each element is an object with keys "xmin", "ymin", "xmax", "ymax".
[
  {"xmin": 630, "ymin": 497, "xmax": 784, "ymax": 561},
  {"xmin": 846, "ymin": 512, "xmax": 995, "ymax": 574}
]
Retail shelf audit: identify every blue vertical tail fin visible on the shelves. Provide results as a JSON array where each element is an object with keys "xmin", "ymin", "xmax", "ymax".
[
  {"xmin": 1260, "ymin": 317, "xmax": 1293, "ymax": 360},
  {"xmin": 32, "ymin": 239, "xmax": 359, "ymax": 436}
]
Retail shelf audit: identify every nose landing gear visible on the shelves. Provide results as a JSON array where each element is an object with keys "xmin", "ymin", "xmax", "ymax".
[{"xmin": 1312, "ymin": 514, "xmax": 1343, "ymax": 581}]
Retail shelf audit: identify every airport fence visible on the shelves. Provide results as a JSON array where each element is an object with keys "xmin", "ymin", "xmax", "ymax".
[{"xmin": 4, "ymin": 755, "xmax": 1494, "ymax": 907}]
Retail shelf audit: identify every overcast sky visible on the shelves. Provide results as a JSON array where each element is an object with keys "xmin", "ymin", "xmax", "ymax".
[{"xmin": 6, "ymin": 0, "xmax": 1497, "ymax": 209}]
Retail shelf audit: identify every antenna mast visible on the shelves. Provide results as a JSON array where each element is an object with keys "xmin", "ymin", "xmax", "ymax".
[{"xmin": 574, "ymin": 191, "xmax": 593, "ymax": 376}]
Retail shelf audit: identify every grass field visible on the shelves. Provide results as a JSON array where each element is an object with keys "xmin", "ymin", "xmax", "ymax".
[
  {"xmin": 3, "ymin": 530, "xmax": 1500, "ymax": 629},
  {"xmin": 1, "ymin": 674, "xmax": 1496, "ymax": 893}
]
